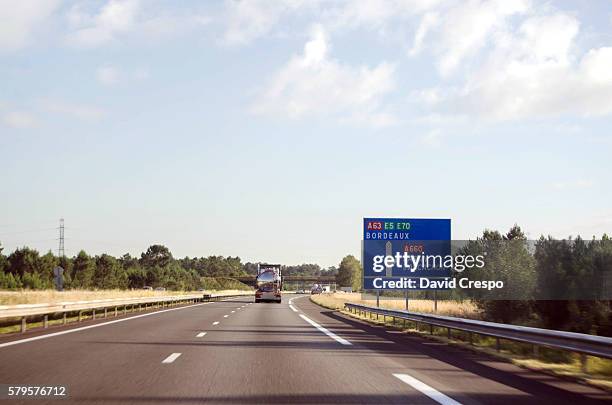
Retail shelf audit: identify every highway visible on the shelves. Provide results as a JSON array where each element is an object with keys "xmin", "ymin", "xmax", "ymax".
[{"xmin": 0, "ymin": 295, "xmax": 610, "ymax": 404}]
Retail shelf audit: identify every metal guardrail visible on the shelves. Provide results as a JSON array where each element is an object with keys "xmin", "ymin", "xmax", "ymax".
[
  {"xmin": 344, "ymin": 303, "xmax": 612, "ymax": 361},
  {"xmin": 0, "ymin": 293, "xmax": 254, "ymax": 333}
]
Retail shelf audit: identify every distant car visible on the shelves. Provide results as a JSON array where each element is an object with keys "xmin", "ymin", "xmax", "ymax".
[
  {"xmin": 154, "ymin": 287, "xmax": 166, "ymax": 291},
  {"xmin": 296, "ymin": 289, "xmax": 305, "ymax": 294},
  {"xmin": 142, "ymin": 286, "xmax": 153, "ymax": 290}
]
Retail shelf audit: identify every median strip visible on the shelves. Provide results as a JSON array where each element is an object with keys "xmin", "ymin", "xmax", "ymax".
[
  {"xmin": 162, "ymin": 353, "xmax": 182, "ymax": 364},
  {"xmin": 298, "ymin": 314, "xmax": 351, "ymax": 345},
  {"xmin": 393, "ymin": 373, "xmax": 461, "ymax": 405}
]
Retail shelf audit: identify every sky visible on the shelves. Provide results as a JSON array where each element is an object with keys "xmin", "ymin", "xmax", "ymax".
[{"xmin": 1, "ymin": 0, "xmax": 611, "ymax": 267}]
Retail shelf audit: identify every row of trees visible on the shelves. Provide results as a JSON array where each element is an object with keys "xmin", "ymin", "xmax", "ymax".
[
  {"xmin": 457, "ymin": 226, "xmax": 611, "ymax": 336},
  {"xmin": 0, "ymin": 243, "xmax": 340, "ymax": 291},
  {"xmin": 0, "ymin": 244, "xmax": 252, "ymax": 291}
]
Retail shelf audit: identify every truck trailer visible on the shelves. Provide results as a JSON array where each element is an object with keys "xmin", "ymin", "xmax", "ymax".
[{"xmin": 255, "ymin": 264, "xmax": 282, "ymax": 303}]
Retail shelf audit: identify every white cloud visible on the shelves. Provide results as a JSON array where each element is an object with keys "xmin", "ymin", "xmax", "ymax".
[
  {"xmin": 1, "ymin": 111, "xmax": 37, "ymax": 128},
  {"xmin": 67, "ymin": 0, "xmax": 141, "ymax": 47},
  {"xmin": 222, "ymin": 0, "xmax": 314, "ymax": 45},
  {"xmin": 96, "ymin": 65, "xmax": 120, "ymax": 85},
  {"xmin": 325, "ymin": 0, "xmax": 441, "ymax": 31},
  {"xmin": 65, "ymin": 0, "xmax": 209, "ymax": 47},
  {"xmin": 409, "ymin": 11, "xmax": 438, "ymax": 56},
  {"xmin": 416, "ymin": 12, "xmax": 612, "ymax": 121},
  {"xmin": 431, "ymin": 0, "xmax": 531, "ymax": 76},
  {"xmin": 251, "ymin": 25, "xmax": 396, "ymax": 127},
  {"xmin": 221, "ymin": 0, "xmax": 443, "ymax": 45},
  {"xmin": 0, "ymin": 0, "xmax": 60, "ymax": 51},
  {"xmin": 42, "ymin": 100, "xmax": 106, "ymax": 121}
]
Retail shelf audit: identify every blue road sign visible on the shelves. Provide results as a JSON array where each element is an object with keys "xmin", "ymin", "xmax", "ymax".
[{"xmin": 362, "ymin": 218, "xmax": 451, "ymax": 290}]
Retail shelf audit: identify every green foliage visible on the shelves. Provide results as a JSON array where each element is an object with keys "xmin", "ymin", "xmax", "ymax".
[
  {"xmin": 200, "ymin": 277, "xmax": 251, "ymax": 291},
  {"xmin": 7, "ymin": 247, "xmax": 41, "ymax": 277},
  {"xmin": 180, "ymin": 256, "xmax": 245, "ymax": 277},
  {"xmin": 140, "ymin": 245, "xmax": 173, "ymax": 268},
  {"xmin": 0, "ymin": 271, "xmax": 22, "ymax": 289},
  {"xmin": 336, "ymin": 255, "xmax": 362, "ymax": 291},
  {"xmin": 459, "ymin": 225, "xmax": 536, "ymax": 324},
  {"xmin": 21, "ymin": 272, "xmax": 50, "ymax": 289},
  {"xmin": 72, "ymin": 250, "xmax": 95, "ymax": 289},
  {"xmin": 94, "ymin": 254, "xmax": 128, "ymax": 289},
  {"xmin": 534, "ymin": 235, "xmax": 612, "ymax": 335}
]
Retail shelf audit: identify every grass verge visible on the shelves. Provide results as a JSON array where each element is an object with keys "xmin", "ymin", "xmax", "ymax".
[
  {"xmin": 0, "ymin": 289, "xmax": 251, "ymax": 305},
  {"xmin": 311, "ymin": 292, "xmax": 479, "ymax": 318},
  {"xmin": 0, "ymin": 289, "xmax": 253, "ymax": 335}
]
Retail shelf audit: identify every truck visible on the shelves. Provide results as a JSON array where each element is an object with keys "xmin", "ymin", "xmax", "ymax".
[{"xmin": 255, "ymin": 264, "xmax": 282, "ymax": 303}]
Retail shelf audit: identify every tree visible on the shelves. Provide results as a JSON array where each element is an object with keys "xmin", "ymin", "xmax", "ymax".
[
  {"xmin": 337, "ymin": 255, "xmax": 362, "ymax": 291},
  {"xmin": 460, "ymin": 225, "xmax": 535, "ymax": 324},
  {"xmin": 72, "ymin": 250, "xmax": 95, "ymax": 288},
  {"xmin": 534, "ymin": 235, "xmax": 611, "ymax": 335},
  {"xmin": 0, "ymin": 271, "xmax": 22, "ymax": 289},
  {"xmin": 94, "ymin": 254, "xmax": 127, "ymax": 289},
  {"xmin": 126, "ymin": 266, "xmax": 147, "ymax": 288},
  {"xmin": 37, "ymin": 251, "xmax": 57, "ymax": 287},
  {"xmin": 140, "ymin": 245, "xmax": 173, "ymax": 268},
  {"xmin": 7, "ymin": 247, "xmax": 40, "ymax": 277}
]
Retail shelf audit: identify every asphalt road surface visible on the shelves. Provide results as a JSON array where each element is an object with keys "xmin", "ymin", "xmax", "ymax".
[{"xmin": 0, "ymin": 295, "xmax": 610, "ymax": 404}]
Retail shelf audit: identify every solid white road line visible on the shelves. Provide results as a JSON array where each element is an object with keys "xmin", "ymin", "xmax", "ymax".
[
  {"xmin": 196, "ymin": 332, "xmax": 207, "ymax": 337},
  {"xmin": 289, "ymin": 304, "xmax": 298, "ymax": 312},
  {"xmin": 162, "ymin": 353, "xmax": 182, "ymax": 364},
  {"xmin": 0, "ymin": 302, "xmax": 212, "ymax": 349},
  {"xmin": 299, "ymin": 314, "xmax": 351, "ymax": 345},
  {"xmin": 393, "ymin": 374, "xmax": 461, "ymax": 405}
]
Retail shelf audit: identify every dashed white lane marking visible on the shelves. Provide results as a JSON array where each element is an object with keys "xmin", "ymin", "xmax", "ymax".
[
  {"xmin": 289, "ymin": 304, "xmax": 298, "ymax": 312},
  {"xmin": 0, "ymin": 302, "xmax": 212, "ymax": 349},
  {"xmin": 162, "ymin": 353, "xmax": 182, "ymax": 364},
  {"xmin": 298, "ymin": 314, "xmax": 351, "ymax": 345},
  {"xmin": 196, "ymin": 332, "xmax": 207, "ymax": 337},
  {"xmin": 223, "ymin": 315, "xmax": 229, "ymax": 318},
  {"xmin": 231, "ymin": 311, "xmax": 235, "ymax": 313},
  {"xmin": 213, "ymin": 321, "xmax": 220, "ymax": 325},
  {"xmin": 393, "ymin": 374, "xmax": 461, "ymax": 405}
]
